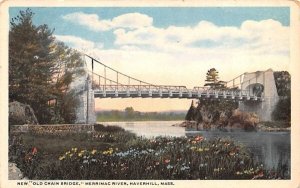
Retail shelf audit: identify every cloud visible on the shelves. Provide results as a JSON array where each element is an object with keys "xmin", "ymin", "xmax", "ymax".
[
  {"xmin": 54, "ymin": 35, "xmax": 103, "ymax": 51},
  {"xmin": 113, "ymin": 19, "xmax": 289, "ymax": 56},
  {"xmin": 62, "ymin": 12, "xmax": 152, "ymax": 31},
  {"xmin": 58, "ymin": 13, "xmax": 290, "ymax": 88}
]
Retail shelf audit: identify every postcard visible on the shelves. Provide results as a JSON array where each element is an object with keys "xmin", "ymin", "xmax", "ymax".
[{"xmin": 1, "ymin": 1, "xmax": 300, "ymax": 188}]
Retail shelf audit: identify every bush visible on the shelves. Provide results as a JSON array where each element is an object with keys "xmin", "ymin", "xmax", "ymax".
[
  {"xmin": 226, "ymin": 110, "xmax": 259, "ymax": 131},
  {"xmin": 94, "ymin": 124, "xmax": 125, "ymax": 133},
  {"xmin": 272, "ymin": 97, "xmax": 291, "ymax": 122}
]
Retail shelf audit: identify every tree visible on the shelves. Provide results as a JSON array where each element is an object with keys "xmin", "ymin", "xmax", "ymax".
[
  {"xmin": 185, "ymin": 100, "xmax": 196, "ymax": 121},
  {"xmin": 124, "ymin": 107, "xmax": 135, "ymax": 119},
  {"xmin": 9, "ymin": 9, "xmax": 56, "ymax": 123},
  {"xmin": 204, "ymin": 68, "xmax": 226, "ymax": 89},
  {"xmin": 272, "ymin": 71, "xmax": 291, "ymax": 122},
  {"xmin": 9, "ymin": 9, "xmax": 85, "ymax": 124}
]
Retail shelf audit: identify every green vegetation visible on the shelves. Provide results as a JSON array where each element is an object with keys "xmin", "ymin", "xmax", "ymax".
[
  {"xmin": 97, "ymin": 107, "xmax": 185, "ymax": 122},
  {"xmin": 272, "ymin": 71, "xmax": 291, "ymax": 122},
  {"xmin": 9, "ymin": 9, "xmax": 84, "ymax": 124},
  {"xmin": 9, "ymin": 128, "xmax": 288, "ymax": 180},
  {"xmin": 204, "ymin": 68, "xmax": 226, "ymax": 89}
]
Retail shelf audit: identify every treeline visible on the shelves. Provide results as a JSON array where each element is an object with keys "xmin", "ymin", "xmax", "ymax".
[
  {"xmin": 96, "ymin": 107, "xmax": 185, "ymax": 122},
  {"xmin": 9, "ymin": 9, "xmax": 84, "ymax": 124}
]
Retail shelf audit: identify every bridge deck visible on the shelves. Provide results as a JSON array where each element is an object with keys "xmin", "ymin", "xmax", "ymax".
[{"xmin": 93, "ymin": 85, "xmax": 262, "ymax": 101}]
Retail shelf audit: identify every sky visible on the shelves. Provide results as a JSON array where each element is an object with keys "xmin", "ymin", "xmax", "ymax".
[{"xmin": 9, "ymin": 7, "xmax": 290, "ymax": 112}]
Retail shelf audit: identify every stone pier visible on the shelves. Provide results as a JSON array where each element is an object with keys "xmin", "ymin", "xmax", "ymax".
[{"xmin": 239, "ymin": 69, "xmax": 279, "ymax": 121}]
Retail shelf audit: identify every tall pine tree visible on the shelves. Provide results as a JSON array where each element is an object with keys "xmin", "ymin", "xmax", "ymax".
[
  {"xmin": 9, "ymin": 9, "xmax": 85, "ymax": 124},
  {"xmin": 9, "ymin": 9, "xmax": 56, "ymax": 123}
]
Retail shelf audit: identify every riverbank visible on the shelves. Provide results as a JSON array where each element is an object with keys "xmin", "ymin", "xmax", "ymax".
[
  {"xmin": 173, "ymin": 121, "xmax": 291, "ymax": 132},
  {"xmin": 8, "ymin": 123, "xmax": 289, "ymax": 180}
]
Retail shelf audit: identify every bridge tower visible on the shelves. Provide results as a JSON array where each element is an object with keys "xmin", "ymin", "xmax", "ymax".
[
  {"xmin": 239, "ymin": 69, "xmax": 279, "ymax": 121},
  {"xmin": 69, "ymin": 56, "xmax": 96, "ymax": 124}
]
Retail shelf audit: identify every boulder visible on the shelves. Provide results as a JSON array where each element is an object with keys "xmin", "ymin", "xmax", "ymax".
[{"xmin": 9, "ymin": 101, "xmax": 39, "ymax": 125}]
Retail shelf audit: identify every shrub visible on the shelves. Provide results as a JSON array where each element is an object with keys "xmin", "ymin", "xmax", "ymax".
[{"xmin": 94, "ymin": 124, "xmax": 125, "ymax": 133}]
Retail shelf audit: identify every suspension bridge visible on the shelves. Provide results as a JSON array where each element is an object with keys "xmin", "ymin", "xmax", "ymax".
[
  {"xmin": 84, "ymin": 54, "xmax": 265, "ymax": 101},
  {"xmin": 73, "ymin": 54, "xmax": 279, "ymax": 123}
]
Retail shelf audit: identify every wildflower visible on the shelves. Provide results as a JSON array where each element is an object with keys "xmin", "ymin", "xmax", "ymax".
[
  {"xmin": 71, "ymin": 148, "xmax": 78, "ymax": 152},
  {"xmin": 197, "ymin": 148, "xmax": 204, "ymax": 152},
  {"xmin": 167, "ymin": 164, "xmax": 173, "ymax": 169},
  {"xmin": 59, "ymin": 156, "xmax": 65, "ymax": 161},
  {"xmin": 236, "ymin": 171, "xmax": 242, "ymax": 175},
  {"xmin": 65, "ymin": 151, "xmax": 71, "ymax": 155},
  {"xmin": 213, "ymin": 168, "xmax": 220, "ymax": 172},
  {"xmin": 224, "ymin": 142, "xmax": 230, "ymax": 147},
  {"xmin": 78, "ymin": 153, "xmax": 83, "ymax": 157},
  {"xmin": 180, "ymin": 166, "xmax": 190, "ymax": 171},
  {"xmin": 204, "ymin": 148, "xmax": 210, "ymax": 151},
  {"xmin": 83, "ymin": 160, "xmax": 88, "ymax": 164},
  {"xmin": 195, "ymin": 136, "xmax": 204, "ymax": 142},
  {"xmin": 164, "ymin": 159, "xmax": 170, "ymax": 164},
  {"xmin": 69, "ymin": 153, "xmax": 73, "ymax": 157},
  {"xmin": 229, "ymin": 151, "xmax": 235, "ymax": 156},
  {"xmin": 32, "ymin": 147, "xmax": 38, "ymax": 155},
  {"xmin": 91, "ymin": 149, "xmax": 97, "ymax": 155},
  {"xmin": 155, "ymin": 162, "xmax": 160, "ymax": 166},
  {"xmin": 190, "ymin": 146, "xmax": 196, "ymax": 151},
  {"xmin": 252, "ymin": 171, "xmax": 264, "ymax": 179}
]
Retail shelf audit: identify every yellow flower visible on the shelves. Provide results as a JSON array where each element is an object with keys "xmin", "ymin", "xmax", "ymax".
[
  {"xmin": 69, "ymin": 153, "xmax": 73, "ymax": 157},
  {"xmin": 213, "ymin": 168, "xmax": 220, "ymax": 172},
  {"xmin": 59, "ymin": 155, "xmax": 65, "ymax": 160},
  {"xmin": 65, "ymin": 151, "xmax": 71, "ymax": 155},
  {"xmin": 197, "ymin": 148, "xmax": 204, "ymax": 152},
  {"xmin": 71, "ymin": 148, "xmax": 78, "ymax": 152},
  {"xmin": 204, "ymin": 148, "xmax": 210, "ymax": 151},
  {"xmin": 91, "ymin": 149, "xmax": 97, "ymax": 155},
  {"xmin": 190, "ymin": 146, "xmax": 196, "ymax": 150},
  {"xmin": 78, "ymin": 153, "xmax": 83, "ymax": 157}
]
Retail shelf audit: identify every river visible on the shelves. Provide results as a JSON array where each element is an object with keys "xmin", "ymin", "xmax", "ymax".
[{"xmin": 101, "ymin": 121, "xmax": 290, "ymax": 175}]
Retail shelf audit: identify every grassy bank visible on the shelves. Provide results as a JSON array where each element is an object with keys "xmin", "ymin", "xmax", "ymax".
[{"xmin": 9, "ymin": 124, "xmax": 288, "ymax": 180}]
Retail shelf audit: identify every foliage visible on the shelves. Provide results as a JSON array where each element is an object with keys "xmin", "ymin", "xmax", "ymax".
[
  {"xmin": 273, "ymin": 71, "xmax": 291, "ymax": 97},
  {"xmin": 272, "ymin": 71, "xmax": 291, "ymax": 122},
  {"xmin": 94, "ymin": 124, "xmax": 125, "ymax": 133},
  {"xmin": 227, "ymin": 110, "xmax": 259, "ymax": 131},
  {"xmin": 194, "ymin": 99, "xmax": 239, "ymax": 127},
  {"xmin": 9, "ymin": 9, "xmax": 85, "ymax": 124},
  {"xmin": 9, "ymin": 130, "xmax": 279, "ymax": 180},
  {"xmin": 185, "ymin": 100, "xmax": 196, "ymax": 121},
  {"xmin": 272, "ymin": 97, "xmax": 291, "ymax": 122},
  {"xmin": 9, "ymin": 9, "xmax": 55, "ymax": 123},
  {"xmin": 204, "ymin": 68, "xmax": 226, "ymax": 89}
]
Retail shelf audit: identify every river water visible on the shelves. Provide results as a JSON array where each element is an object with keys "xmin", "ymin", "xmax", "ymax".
[{"xmin": 101, "ymin": 121, "xmax": 290, "ymax": 174}]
